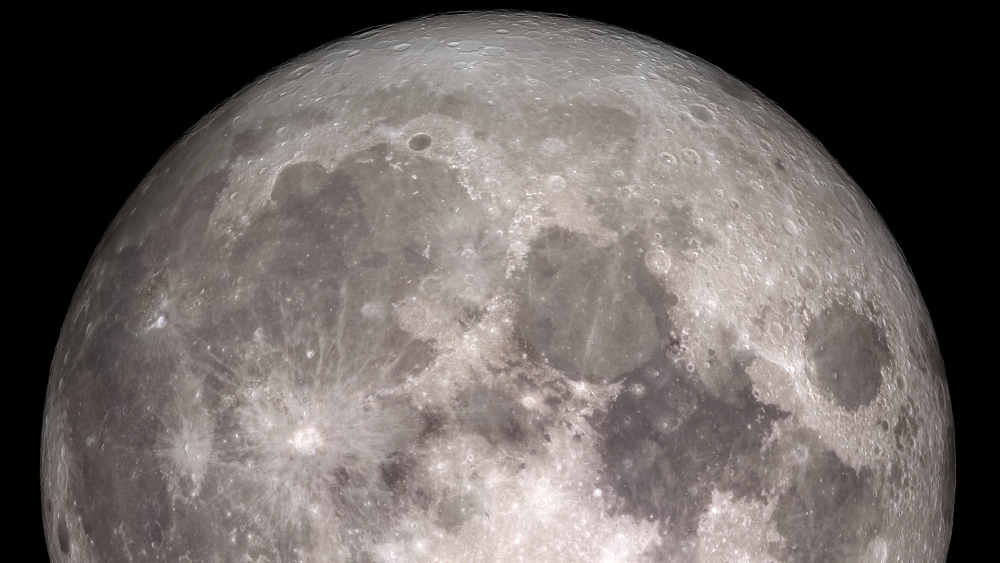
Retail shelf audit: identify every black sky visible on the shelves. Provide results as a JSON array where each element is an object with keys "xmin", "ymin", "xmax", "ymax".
[{"xmin": 25, "ymin": 6, "xmax": 977, "ymax": 560}]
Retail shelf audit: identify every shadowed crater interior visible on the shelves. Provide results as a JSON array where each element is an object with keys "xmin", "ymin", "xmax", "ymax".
[{"xmin": 408, "ymin": 133, "xmax": 432, "ymax": 151}]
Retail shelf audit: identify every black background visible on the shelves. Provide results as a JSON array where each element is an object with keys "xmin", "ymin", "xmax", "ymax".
[{"xmin": 24, "ymin": 5, "xmax": 979, "ymax": 561}]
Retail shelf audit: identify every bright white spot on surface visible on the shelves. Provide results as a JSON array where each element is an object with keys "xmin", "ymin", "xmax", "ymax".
[
  {"xmin": 782, "ymin": 217, "xmax": 800, "ymax": 236},
  {"xmin": 545, "ymin": 174, "xmax": 566, "ymax": 192},
  {"xmin": 147, "ymin": 315, "xmax": 167, "ymax": 331},
  {"xmin": 361, "ymin": 301, "xmax": 387, "ymax": 321},
  {"xmin": 645, "ymin": 247, "xmax": 672, "ymax": 275},
  {"xmin": 288, "ymin": 426, "xmax": 323, "ymax": 455}
]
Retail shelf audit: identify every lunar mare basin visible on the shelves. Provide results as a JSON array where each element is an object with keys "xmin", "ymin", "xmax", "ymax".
[{"xmin": 41, "ymin": 11, "xmax": 955, "ymax": 562}]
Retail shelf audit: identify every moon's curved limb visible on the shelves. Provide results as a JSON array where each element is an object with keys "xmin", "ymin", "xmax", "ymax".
[{"xmin": 41, "ymin": 11, "xmax": 954, "ymax": 562}]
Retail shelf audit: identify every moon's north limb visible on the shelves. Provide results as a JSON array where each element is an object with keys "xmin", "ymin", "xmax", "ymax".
[{"xmin": 40, "ymin": 11, "xmax": 954, "ymax": 563}]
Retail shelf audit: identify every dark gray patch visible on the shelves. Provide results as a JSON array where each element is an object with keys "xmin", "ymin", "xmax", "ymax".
[
  {"xmin": 388, "ymin": 338, "xmax": 437, "ymax": 380},
  {"xmin": 169, "ymin": 168, "xmax": 229, "ymax": 262},
  {"xmin": 66, "ymin": 437, "xmax": 172, "ymax": 560},
  {"xmin": 770, "ymin": 444, "xmax": 882, "ymax": 562},
  {"xmin": 456, "ymin": 305, "xmax": 484, "ymax": 330},
  {"xmin": 360, "ymin": 251, "xmax": 389, "ymax": 268},
  {"xmin": 230, "ymin": 109, "xmax": 330, "ymax": 158},
  {"xmin": 380, "ymin": 452, "xmax": 414, "ymax": 493},
  {"xmin": 434, "ymin": 490, "xmax": 480, "ymax": 532},
  {"xmin": 805, "ymin": 301, "xmax": 890, "ymax": 411},
  {"xmin": 231, "ymin": 159, "xmax": 367, "ymax": 287},
  {"xmin": 715, "ymin": 73, "xmax": 754, "ymax": 101},
  {"xmin": 403, "ymin": 243, "xmax": 433, "ymax": 267},
  {"xmin": 940, "ymin": 414, "xmax": 956, "ymax": 527},
  {"xmin": 917, "ymin": 318, "xmax": 947, "ymax": 382},
  {"xmin": 57, "ymin": 513, "xmax": 70, "ymax": 555},
  {"xmin": 593, "ymin": 340, "xmax": 788, "ymax": 537},
  {"xmin": 418, "ymin": 409, "xmax": 447, "ymax": 441},
  {"xmin": 888, "ymin": 460, "xmax": 903, "ymax": 490},
  {"xmin": 690, "ymin": 104, "xmax": 713, "ymax": 122},
  {"xmin": 892, "ymin": 401, "xmax": 918, "ymax": 452},
  {"xmin": 454, "ymin": 385, "xmax": 533, "ymax": 446},
  {"xmin": 408, "ymin": 133, "xmax": 432, "ymax": 151},
  {"xmin": 514, "ymin": 228, "xmax": 665, "ymax": 383},
  {"xmin": 797, "ymin": 265, "xmax": 820, "ymax": 290}
]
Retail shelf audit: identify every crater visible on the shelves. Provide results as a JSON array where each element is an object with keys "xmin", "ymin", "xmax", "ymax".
[
  {"xmin": 805, "ymin": 300, "xmax": 891, "ymax": 411},
  {"xmin": 689, "ymin": 104, "xmax": 713, "ymax": 122},
  {"xmin": 408, "ymin": 133, "xmax": 432, "ymax": 151}
]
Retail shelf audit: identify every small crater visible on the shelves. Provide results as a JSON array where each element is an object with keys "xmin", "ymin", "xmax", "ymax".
[
  {"xmin": 680, "ymin": 147, "xmax": 701, "ymax": 165},
  {"xmin": 782, "ymin": 217, "xmax": 800, "ymax": 236},
  {"xmin": 408, "ymin": 133, "xmax": 432, "ymax": 151}
]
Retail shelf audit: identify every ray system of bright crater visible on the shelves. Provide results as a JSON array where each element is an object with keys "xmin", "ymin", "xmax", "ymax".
[{"xmin": 41, "ymin": 11, "xmax": 955, "ymax": 563}]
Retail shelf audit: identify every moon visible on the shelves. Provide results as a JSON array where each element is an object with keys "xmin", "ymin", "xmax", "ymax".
[{"xmin": 41, "ymin": 11, "xmax": 955, "ymax": 562}]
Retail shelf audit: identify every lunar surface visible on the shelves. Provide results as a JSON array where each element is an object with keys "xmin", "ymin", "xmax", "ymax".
[{"xmin": 41, "ymin": 11, "xmax": 955, "ymax": 562}]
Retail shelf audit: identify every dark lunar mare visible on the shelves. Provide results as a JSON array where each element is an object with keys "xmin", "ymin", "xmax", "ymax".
[
  {"xmin": 592, "ymin": 333, "xmax": 791, "ymax": 541},
  {"xmin": 767, "ymin": 430, "xmax": 884, "ymax": 562},
  {"xmin": 514, "ymin": 228, "xmax": 665, "ymax": 384},
  {"xmin": 513, "ymin": 224, "xmax": 885, "ymax": 560},
  {"xmin": 805, "ymin": 300, "xmax": 891, "ymax": 412}
]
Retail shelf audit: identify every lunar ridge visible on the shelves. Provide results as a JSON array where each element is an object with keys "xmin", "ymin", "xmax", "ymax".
[{"xmin": 42, "ymin": 11, "xmax": 954, "ymax": 562}]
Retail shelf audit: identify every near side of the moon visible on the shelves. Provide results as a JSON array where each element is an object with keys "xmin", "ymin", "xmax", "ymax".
[{"xmin": 41, "ymin": 11, "xmax": 955, "ymax": 562}]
